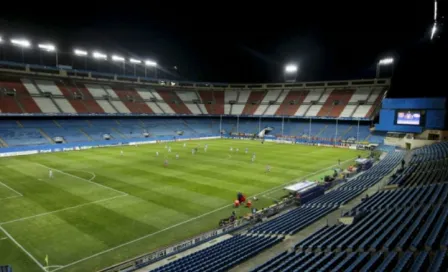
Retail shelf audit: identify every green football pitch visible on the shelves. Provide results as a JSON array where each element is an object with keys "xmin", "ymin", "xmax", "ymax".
[{"xmin": 0, "ymin": 139, "xmax": 364, "ymax": 272}]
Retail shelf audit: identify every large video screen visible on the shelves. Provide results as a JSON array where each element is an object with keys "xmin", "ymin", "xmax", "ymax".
[{"xmin": 396, "ymin": 111, "xmax": 422, "ymax": 125}]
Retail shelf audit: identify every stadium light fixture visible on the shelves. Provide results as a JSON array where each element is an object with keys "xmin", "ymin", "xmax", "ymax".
[
  {"xmin": 93, "ymin": 51, "xmax": 107, "ymax": 60},
  {"xmin": 430, "ymin": 23, "xmax": 437, "ymax": 40},
  {"xmin": 378, "ymin": 58, "xmax": 394, "ymax": 65},
  {"xmin": 10, "ymin": 39, "xmax": 31, "ymax": 48},
  {"xmin": 11, "ymin": 38, "xmax": 31, "ymax": 63},
  {"xmin": 145, "ymin": 60, "xmax": 157, "ymax": 66},
  {"xmin": 285, "ymin": 64, "xmax": 298, "ymax": 73},
  {"xmin": 38, "ymin": 43, "xmax": 58, "ymax": 66},
  {"xmin": 144, "ymin": 60, "xmax": 157, "ymax": 78},
  {"xmin": 0, "ymin": 36, "xmax": 3, "ymax": 43},
  {"xmin": 112, "ymin": 55, "xmax": 125, "ymax": 62},
  {"xmin": 129, "ymin": 58, "xmax": 141, "ymax": 64},
  {"xmin": 113, "ymin": 55, "xmax": 126, "ymax": 74},
  {"xmin": 376, "ymin": 57, "xmax": 395, "ymax": 78},
  {"xmin": 74, "ymin": 49, "xmax": 88, "ymax": 56},
  {"xmin": 38, "ymin": 43, "xmax": 56, "ymax": 52}
]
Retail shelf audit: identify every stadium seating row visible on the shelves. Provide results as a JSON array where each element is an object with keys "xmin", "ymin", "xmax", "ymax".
[
  {"xmin": 0, "ymin": 77, "xmax": 385, "ymax": 118},
  {"xmin": 388, "ymin": 142, "xmax": 448, "ymax": 187},
  {"xmin": 346, "ymin": 183, "xmax": 448, "ymax": 216},
  {"xmin": 151, "ymin": 235, "xmax": 283, "ymax": 272},
  {"xmin": 299, "ymin": 204, "xmax": 448, "ymax": 252},
  {"xmin": 251, "ymin": 250, "xmax": 447, "ymax": 272},
  {"xmin": 249, "ymin": 143, "xmax": 448, "ymax": 272},
  {"xmin": 0, "ymin": 118, "xmax": 383, "ymax": 147}
]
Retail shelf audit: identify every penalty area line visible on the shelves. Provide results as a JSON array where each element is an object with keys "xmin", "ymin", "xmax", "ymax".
[
  {"xmin": 0, "ymin": 225, "xmax": 47, "ymax": 272},
  {"xmin": 32, "ymin": 162, "xmax": 127, "ymax": 196},
  {"xmin": 0, "ymin": 180, "xmax": 23, "ymax": 197},
  {"xmin": 0, "ymin": 195, "xmax": 21, "ymax": 201}
]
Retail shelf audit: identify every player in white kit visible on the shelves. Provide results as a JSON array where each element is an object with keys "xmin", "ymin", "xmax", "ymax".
[
  {"xmin": 183, "ymin": 143, "xmax": 186, "ymax": 148},
  {"xmin": 168, "ymin": 147, "xmax": 172, "ymax": 153},
  {"xmin": 49, "ymin": 169, "xmax": 53, "ymax": 178},
  {"xmin": 156, "ymin": 151, "xmax": 159, "ymax": 156},
  {"xmin": 230, "ymin": 147, "xmax": 233, "ymax": 152},
  {"xmin": 266, "ymin": 164, "xmax": 271, "ymax": 173},
  {"xmin": 121, "ymin": 150, "xmax": 124, "ymax": 156},
  {"xmin": 176, "ymin": 153, "xmax": 179, "ymax": 160},
  {"xmin": 245, "ymin": 148, "xmax": 248, "ymax": 154},
  {"xmin": 236, "ymin": 148, "xmax": 239, "ymax": 152}
]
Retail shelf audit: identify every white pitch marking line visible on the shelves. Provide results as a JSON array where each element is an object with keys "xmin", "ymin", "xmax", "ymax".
[
  {"xmin": 263, "ymin": 195, "xmax": 281, "ymax": 201},
  {"xmin": 0, "ymin": 195, "xmax": 21, "ymax": 201},
  {"xmin": 45, "ymin": 265, "xmax": 64, "ymax": 271},
  {"xmin": 0, "ymin": 225, "xmax": 47, "ymax": 272},
  {"xmin": 0, "ymin": 180, "xmax": 23, "ymax": 196},
  {"xmin": 61, "ymin": 169, "xmax": 96, "ymax": 181},
  {"xmin": 88, "ymin": 172, "xmax": 96, "ymax": 181},
  {"xmin": 0, "ymin": 194, "xmax": 128, "ymax": 225},
  {"xmin": 52, "ymin": 157, "xmax": 358, "ymax": 271},
  {"xmin": 32, "ymin": 162, "xmax": 127, "ymax": 196}
]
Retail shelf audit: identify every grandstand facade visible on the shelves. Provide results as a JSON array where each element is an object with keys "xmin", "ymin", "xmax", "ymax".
[
  {"xmin": 0, "ymin": 64, "xmax": 387, "ymax": 118},
  {"xmin": 0, "ymin": 62, "xmax": 390, "ymax": 149}
]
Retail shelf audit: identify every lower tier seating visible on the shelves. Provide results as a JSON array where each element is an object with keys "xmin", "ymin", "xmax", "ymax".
[
  {"xmin": 152, "ymin": 235, "xmax": 283, "ymax": 272},
  {"xmin": 251, "ymin": 250, "xmax": 446, "ymax": 272}
]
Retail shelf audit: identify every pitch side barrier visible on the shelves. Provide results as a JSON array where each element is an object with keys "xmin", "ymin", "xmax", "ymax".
[{"xmin": 0, "ymin": 135, "xmax": 221, "ymax": 158}]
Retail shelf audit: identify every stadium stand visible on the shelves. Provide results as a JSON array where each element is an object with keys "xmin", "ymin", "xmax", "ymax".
[
  {"xmin": 0, "ymin": 117, "xmax": 384, "ymax": 147},
  {"xmin": 152, "ymin": 235, "xmax": 283, "ymax": 272},
  {"xmin": 0, "ymin": 74, "xmax": 387, "ymax": 118},
  {"xmin": 249, "ymin": 142, "xmax": 448, "ymax": 272}
]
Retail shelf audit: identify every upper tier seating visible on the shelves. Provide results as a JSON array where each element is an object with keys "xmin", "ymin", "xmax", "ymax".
[{"xmin": 0, "ymin": 77, "xmax": 385, "ymax": 118}]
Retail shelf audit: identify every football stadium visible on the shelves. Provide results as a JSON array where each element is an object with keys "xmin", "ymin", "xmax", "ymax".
[
  {"xmin": 1, "ymin": 5, "xmax": 448, "ymax": 271},
  {"xmin": 0, "ymin": 63, "xmax": 446, "ymax": 272}
]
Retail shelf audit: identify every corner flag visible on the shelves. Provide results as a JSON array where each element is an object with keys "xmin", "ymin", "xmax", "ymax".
[{"xmin": 45, "ymin": 255, "xmax": 49, "ymax": 267}]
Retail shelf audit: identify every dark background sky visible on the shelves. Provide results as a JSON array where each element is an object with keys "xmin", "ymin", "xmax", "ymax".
[{"xmin": 0, "ymin": 0, "xmax": 446, "ymax": 97}]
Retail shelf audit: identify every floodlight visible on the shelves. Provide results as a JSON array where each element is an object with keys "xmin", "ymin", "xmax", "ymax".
[
  {"xmin": 11, "ymin": 39, "xmax": 31, "ymax": 48},
  {"xmin": 130, "ymin": 58, "xmax": 141, "ymax": 64},
  {"xmin": 431, "ymin": 24, "xmax": 437, "ymax": 40},
  {"xmin": 285, "ymin": 64, "xmax": 298, "ymax": 73},
  {"xmin": 38, "ymin": 43, "xmax": 56, "ymax": 52},
  {"xmin": 145, "ymin": 60, "xmax": 157, "ymax": 66},
  {"xmin": 93, "ymin": 51, "xmax": 107, "ymax": 60},
  {"xmin": 379, "ymin": 58, "xmax": 394, "ymax": 65},
  {"xmin": 74, "ymin": 49, "xmax": 88, "ymax": 56},
  {"xmin": 112, "ymin": 55, "xmax": 125, "ymax": 62}
]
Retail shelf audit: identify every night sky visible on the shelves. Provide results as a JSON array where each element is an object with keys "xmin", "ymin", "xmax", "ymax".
[{"xmin": 0, "ymin": 0, "xmax": 446, "ymax": 97}]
